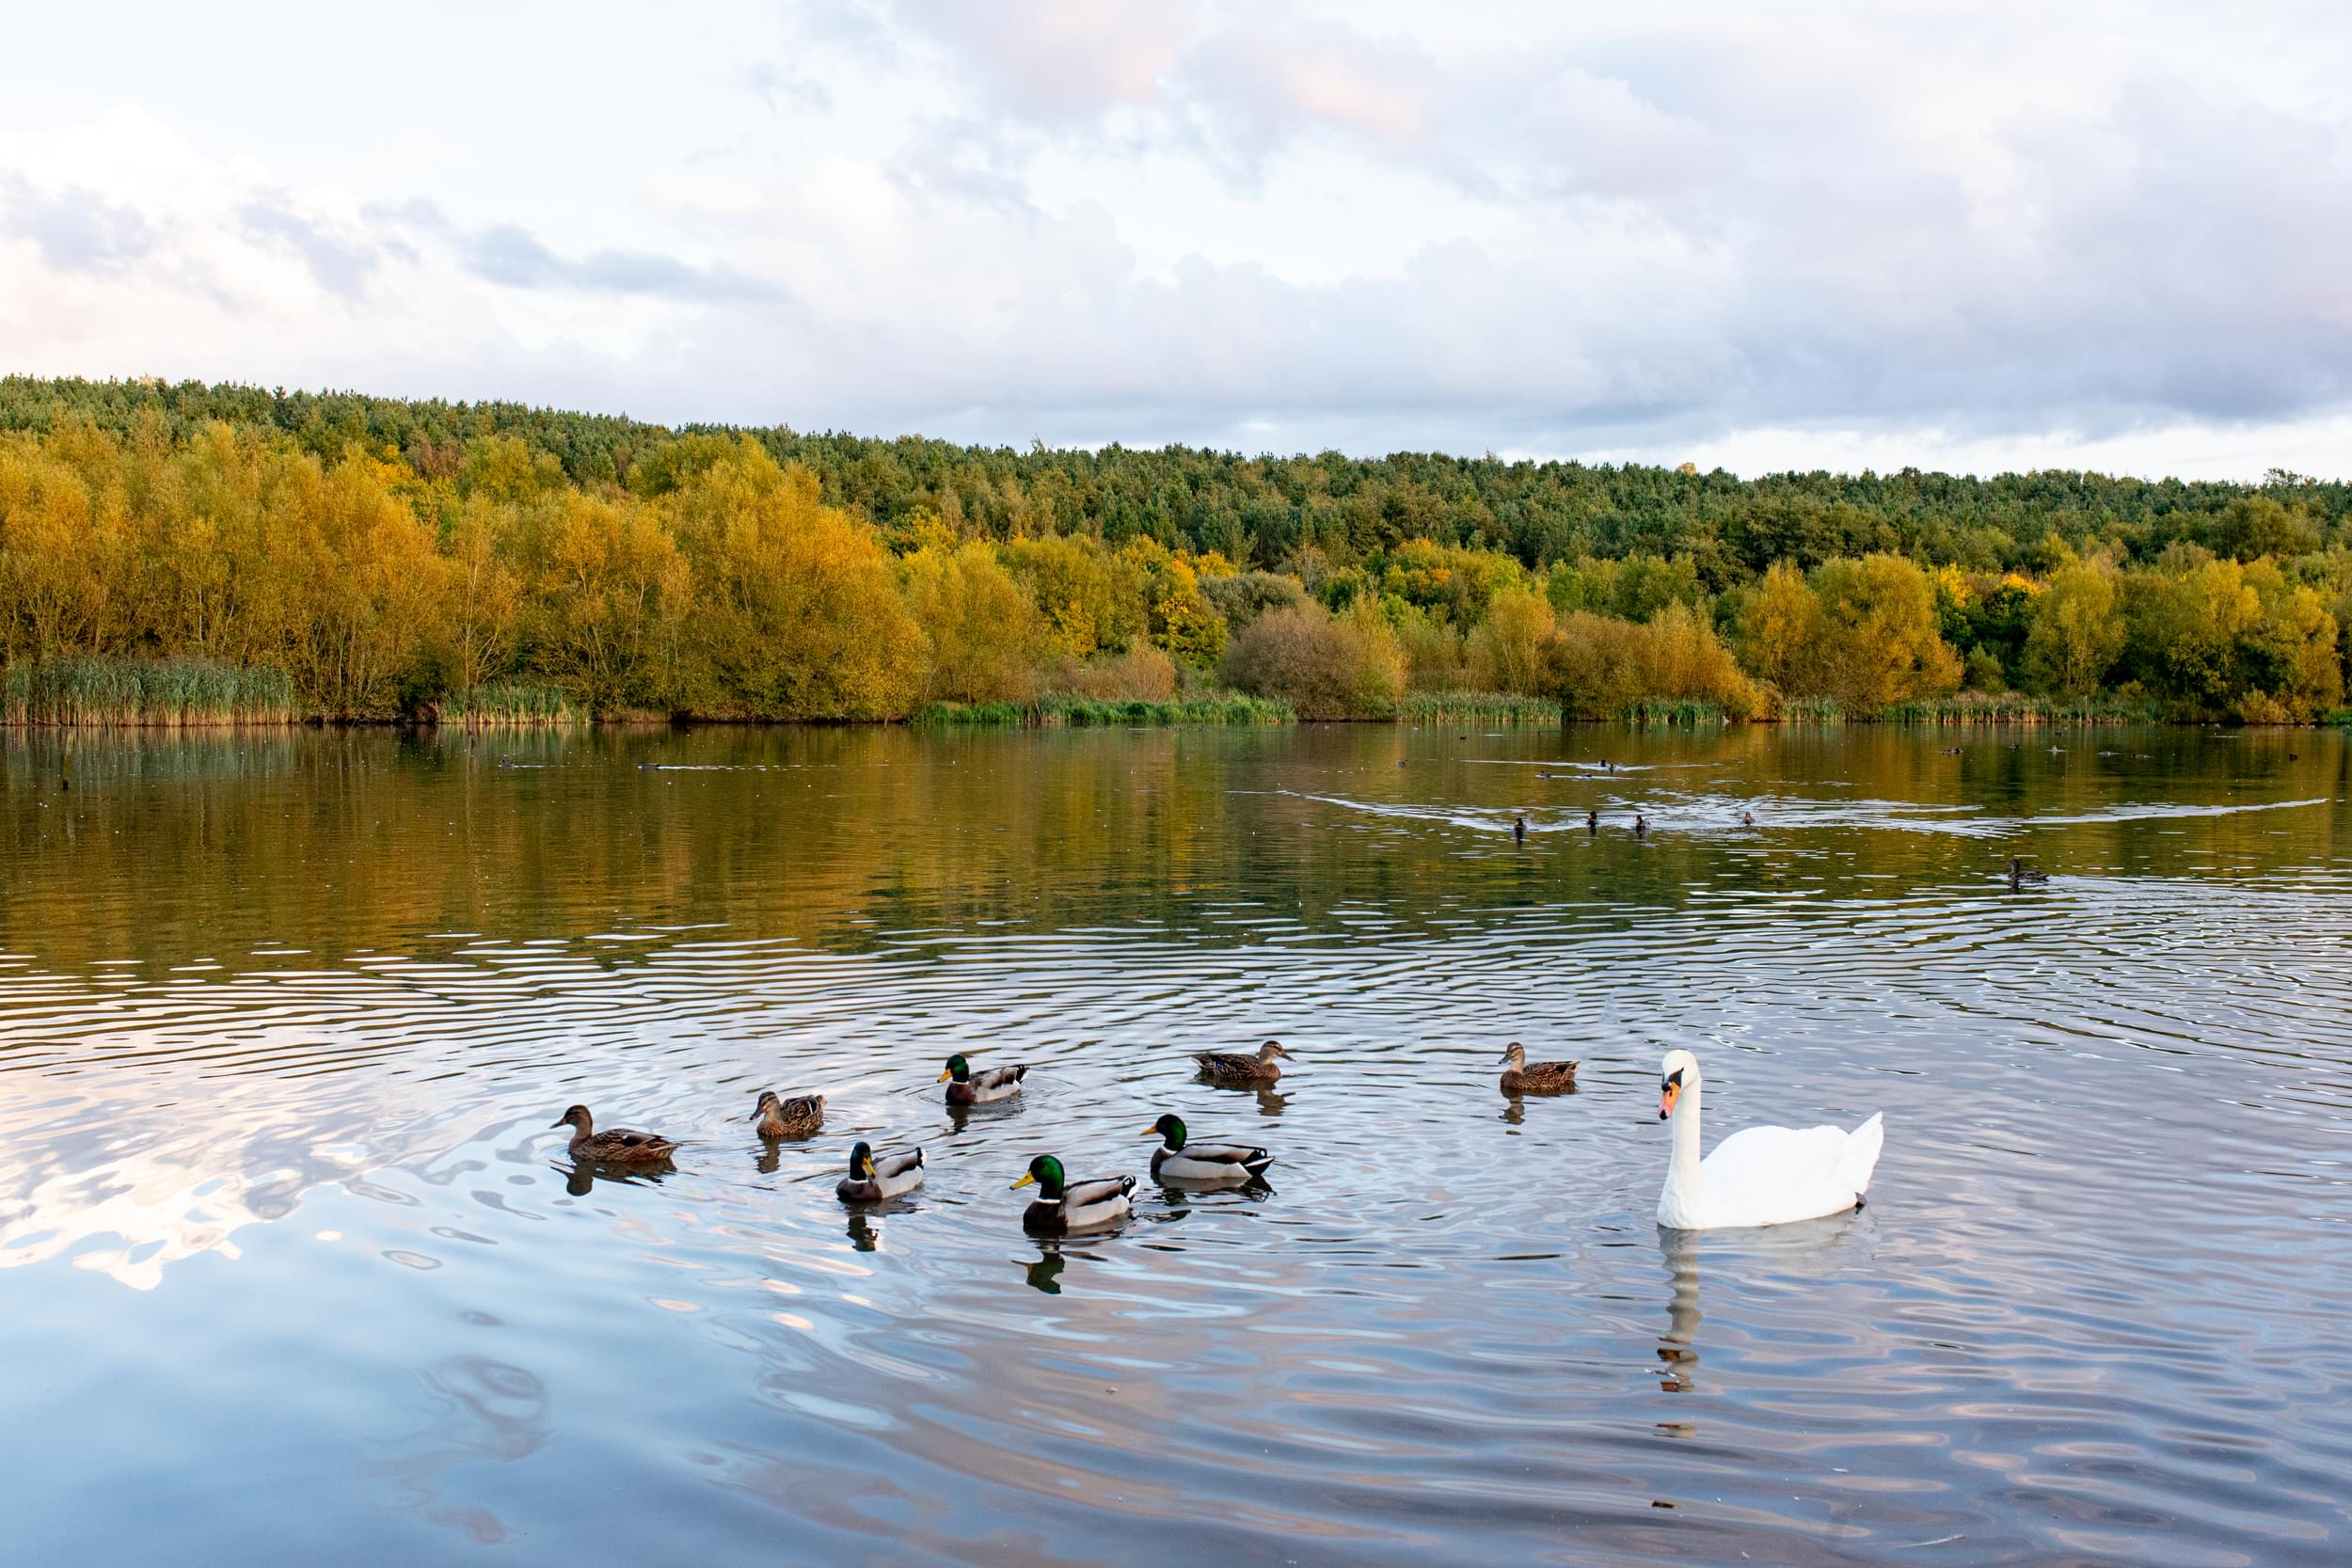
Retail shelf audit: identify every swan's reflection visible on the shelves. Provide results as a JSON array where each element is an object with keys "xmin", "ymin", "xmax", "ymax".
[
  {"xmin": 1654, "ymin": 1209, "xmax": 1867, "ymax": 1402},
  {"xmin": 1657, "ymin": 1227, "xmax": 1702, "ymax": 1394}
]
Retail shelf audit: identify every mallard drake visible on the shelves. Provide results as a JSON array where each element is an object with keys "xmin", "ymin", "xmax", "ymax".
[
  {"xmin": 1194, "ymin": 1040, "xmax": 1289, "ymax": 1085},
  {"xmin": 1012, "ymin": 1154, "xmax": 1135, "ymax": 1235},
  {"xmin": 2008, "ymin": 856, "xmax": 2049, "ymax": 888},
  {"xmin": 751, "ymin": 1089, "xmax": 825, "ymax": 1138},
  {"xmin": 1586, "ymin": 810, "xmax": 1599, "ymax": 832},
  {"xmin": 1513, "ymin": 815, "xmax": 1528, "ymax": 844},
  {"xmin": 549, "ymin": 1104, "xmax": 675, "ymax": 1164},
  {"xmin": 1634, "ymin": 814, "xmax": 1649, "ymax": 838},
  {"xmin": 1500, "ymin": 1042, "xmax": 1579, "ymax": 1095},
  {"xmin": 1143, "ymin": 1113, "xmax": 1273, "ymax": 1185},
  {"xmin": 941, "ymin": 1053, "xmax": 1026, "ymax": 1104},
  {"xmin": 835, "ymin": 1139, "xmax": 924, "ymax": 1202}
]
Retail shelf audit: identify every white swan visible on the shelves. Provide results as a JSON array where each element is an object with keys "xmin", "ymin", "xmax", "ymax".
[{"xmin": 1656, "ymin": 1049, "xmax": 1883, "ymax": 1230}]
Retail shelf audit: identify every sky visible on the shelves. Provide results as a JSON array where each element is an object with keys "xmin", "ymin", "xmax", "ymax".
[{"xmin": 3, "ymin": 0, "xmax": 2350, "ymax": 480}]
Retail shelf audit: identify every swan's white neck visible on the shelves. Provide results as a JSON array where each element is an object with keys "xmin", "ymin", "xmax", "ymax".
[{"xmin": 1659, "ymin": 1077, "xmax": 1704, "ymax": 1227}]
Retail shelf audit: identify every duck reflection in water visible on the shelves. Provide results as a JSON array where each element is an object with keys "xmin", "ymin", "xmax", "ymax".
[
  {"xmin": 555, "ymin": 1157, "xmax": 675, "ymax": 1196},
  {"xmin": 1024, "ymin": 1246, "xmax": 1067, "ymax": 1295},
  {"xmin": 1196, "ymin": 1074, "xmax": 1288, "ymax": 1118}
]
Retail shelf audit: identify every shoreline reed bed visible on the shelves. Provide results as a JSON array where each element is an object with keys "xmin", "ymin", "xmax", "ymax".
[
  {"xmin": 915, "ymin": 693, "xmax": 1295, "ymax": 728},
  {"xmin": 1393, "ymin": 692, "xmax": 1564, "ymax": 724},
  {"xmin": 1868, "ymin": 692, "xmax": 2167, "ymax": 725},
  {"xmin": 3, "ymin": 657, "xmax": 300, "ymax": 726},
  {"xmin": 437, "ymin": 684, "xmax": 580, "ymax": 728},
  {"xmin": 1618, "ymin": 697, "xmax": 1726, "ymax": 726}
]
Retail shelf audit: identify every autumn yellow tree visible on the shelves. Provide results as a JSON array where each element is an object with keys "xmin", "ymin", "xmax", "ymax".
[
  {"xmin": 2020, "ymin": 558, "xmax": 2125, "ymax": 695},
  {"xmin": 662, "ymin": 439, "xmax": 925, "ymax": 719},
  {"xmin": 901, "ymin": 540, "xmax": 1040, "ymax": 703},
  {"xmin": 1466, "ymin": 584, "xmax": 1554, "ymax": 693}
]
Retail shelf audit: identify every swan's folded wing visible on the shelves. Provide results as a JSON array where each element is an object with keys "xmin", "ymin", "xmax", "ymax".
[{"xmin": 1699, "ymin": 1123, "xmax": 1867, "ymax": 1224}]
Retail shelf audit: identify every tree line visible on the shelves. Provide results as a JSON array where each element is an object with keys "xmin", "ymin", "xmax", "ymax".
[{"xmin": 1, "ymin": 376, "xmax": 2347, "ymax": 722}]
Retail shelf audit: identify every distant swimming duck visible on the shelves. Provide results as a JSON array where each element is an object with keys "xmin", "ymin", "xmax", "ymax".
[
  {"xmin": 836, "ymin": 1139, "xmax": 925, "ymax": 1202},
  {"xmin": 1143, "ymin": 1114, "xmax": 1274, "ymax": 1185},
  {"xmin": 2007, "ymin": 856, "xmax": 2049, "ymax": 888},
  {"xmin": 1586, "ymin": 810, "xmax": 1599, "ymax": 832},
  {"xmin": 941, "ymin": 1053, "xmax": 1026, "ymax": 1104},
  {"xmin": 752, "ymin": 1089, "xmax": 825, "ymax": 1138},
  {"xmin": 1500, "ymin": 1041, "xmax": 1579, "ymax": 1095},
  {"xmin": 1195, "ymin": 1040, "xmax": 1289, "ymax": 1084},
  {"xmin": 1012, "ymin": 1154, "xmax": 1136, "ymax": 1234},
  {"xmin": 1634, "ymin": 814, "xmax": 1649, "ymax": 838},
  {"xmin": 1740, "ymin": 811, "xmax": 1756, "ymax": 829},
  {"xmin": 549, "ymin": 1104, "xmax": 675, "ymax": 1164},
  {"xmin": 1513, "ymin": 815, "xmax": 1528, "ymax": 844}
]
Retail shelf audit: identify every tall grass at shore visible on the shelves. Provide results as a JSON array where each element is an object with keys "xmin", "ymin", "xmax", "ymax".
[
  {"xmin": 3, "ymin": 657, "xmax": 300, "ymax": 726},
  {"xmin": 915, "ymin": 693, "xmax": 1294, "ymax": 728},
  {"xmin": 1619, "ymin": 697, "xmax": 1726, "ymax": 725},
  {"xmin": 438, "ymin": 683, "xmax": 580, "ymax": 728},
  {"xmin": 1394, "ymin": 692, "xmax": 1564, "ymax": 724},
  {"xmin": 1873, "ymin": 692, "xmax": 2165, "ymax": 724}
]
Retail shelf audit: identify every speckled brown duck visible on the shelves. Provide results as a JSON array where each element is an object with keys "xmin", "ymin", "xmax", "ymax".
[
  {"xmin": 1193, "ymin": 1039, "xmax": 1290, "ymax": 1085},
  {"xmin": 751, "ymin": 1089, "xmax": 825, "ymax": 1138},
  {"xmin": 1499, "ymin": 1042, "xmax": 1579, "ymax": 1096},
  {"xmin": 550, "ymin": 1104, "xmax": 676, "ymax": 1164}
]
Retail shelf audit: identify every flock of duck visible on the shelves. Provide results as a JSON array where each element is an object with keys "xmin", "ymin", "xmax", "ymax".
[{"xmin": 549, "ymin": 1038, "xmax": 1889, "ymax": 1235}]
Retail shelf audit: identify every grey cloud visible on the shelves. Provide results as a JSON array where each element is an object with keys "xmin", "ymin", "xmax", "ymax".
[
  {"xmin": 354, "ymin": 200, "xmax": 785, "ymax": 304},
  {"xmin": 457, "ymin": 222, "xmax": 783, "ymax": 303},
  {"xmin": 239, "ymin": 199, "xmax": 378, "ymax": 299},
  {"xmin": 0, "ymin": 173, "xmax": 155, "ymax": 271}
]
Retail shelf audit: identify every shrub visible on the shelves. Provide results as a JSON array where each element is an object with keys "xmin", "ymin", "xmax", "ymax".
[
  {"xmin": 1048, "ymin": 638, "xmax": 1177, "ymax": 702},
  {"xmin": 1219, "ymin": 602, "xmax": 1404, "ymax": 718},
  {"xmin": 1201, "ymin": 570, "xmax": 1308, "ymax": 631}
]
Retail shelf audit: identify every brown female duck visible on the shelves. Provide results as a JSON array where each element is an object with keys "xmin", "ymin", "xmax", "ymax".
[
  {"xmin": 550, "ymin": 1104, "xmax": 676, "ymax": 1164},
  {"xmin": 1193, "ymin": 1040, "xmax": 1290, "ymax": 1085},
  {"xmin": 1499, "ymin": 1042, "xmax": 1579, "ymax": 1096},
  {"xmin": 751, "ymin": 1089, "xmax": 825, "ymax": 1138}
]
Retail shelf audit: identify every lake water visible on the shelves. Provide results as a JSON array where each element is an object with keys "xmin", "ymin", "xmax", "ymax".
[{"xmin": 3, "ymin": 723, "xmax": 2348, "ymax": 1567}]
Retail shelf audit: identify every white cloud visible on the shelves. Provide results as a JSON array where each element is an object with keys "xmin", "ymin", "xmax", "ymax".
[{"xmin": 0, "ymin": 1, "xmax": 2348, "ymax": 478}]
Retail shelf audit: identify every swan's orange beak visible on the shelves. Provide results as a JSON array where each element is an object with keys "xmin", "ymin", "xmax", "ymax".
[{"xmin": 1658, "ymin": 1083, "xmax": 1679, "ymax": 1121}]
